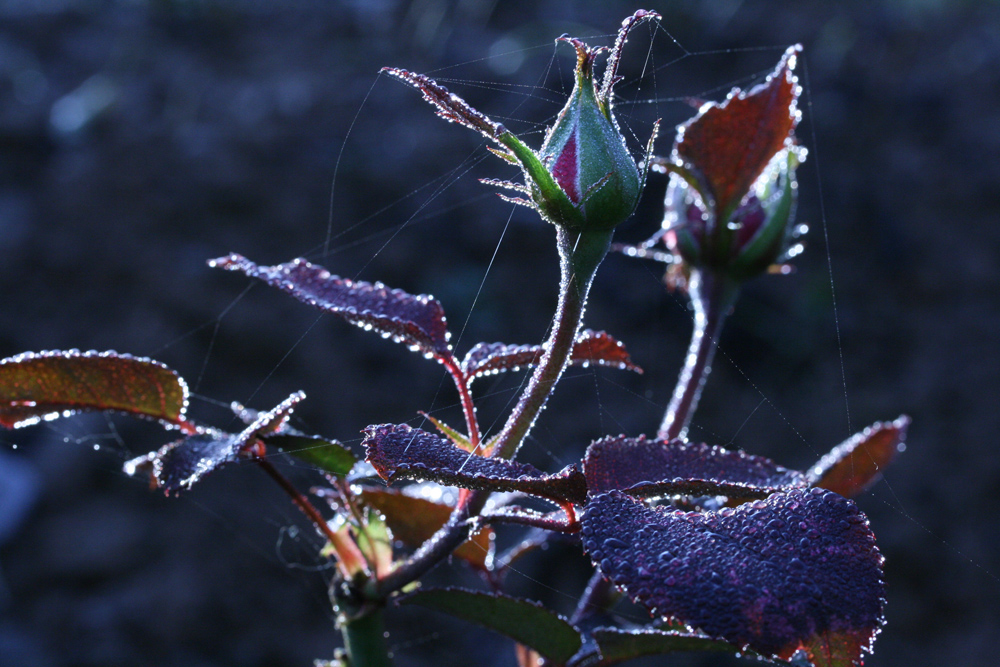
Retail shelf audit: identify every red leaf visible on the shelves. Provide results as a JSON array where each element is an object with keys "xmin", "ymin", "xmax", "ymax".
[
  {"xmin": 581, "ymin": 488, "xmax": 885, "ymax": 666},
  {"xmin": 359, "ymin": 487, "xmax": 493, "ymax": 569},
  {"xmin": 362, "ymin": 423, "xmax": 587, "ymax": 505},
  {"xmin": 583, "ymin": 435, "xmax": 807, "ymax": 500},
  {"xmin": 211, "ymin": 254, "xmax": 453, "ymax": 360},
  {"xmin": 125, "ymin": 392, "xmax": 305, "ymax": 493},
  {"xmin": 0, "ymin": 350, "xmax": 189, "ymax": 429},
  {"xmin": 462, "ymin": 330, "xmax": 641, "ymax": 384},
  {"xmin": 808, "ymin": 416, "xmax": 910, "ymax": 497},
  {"xmin": 675, "ymin": 45, "xmax": 801, "ymax": 219}
]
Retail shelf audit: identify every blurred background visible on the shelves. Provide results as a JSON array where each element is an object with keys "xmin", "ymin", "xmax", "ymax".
[{"xmin": 1, "ymin": 0, "xmax": 998, "ymax": 665}]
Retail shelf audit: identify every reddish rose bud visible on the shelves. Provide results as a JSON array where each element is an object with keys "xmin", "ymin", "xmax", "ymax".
[{"xmin": 655, "ymin": 46, "xmax": 807, "ymax": 282}]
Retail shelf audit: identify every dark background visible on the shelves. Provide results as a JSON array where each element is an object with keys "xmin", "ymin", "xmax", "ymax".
[{"xmin": 1, "ymin": 0, "xmax": 998, "ymax": 665}]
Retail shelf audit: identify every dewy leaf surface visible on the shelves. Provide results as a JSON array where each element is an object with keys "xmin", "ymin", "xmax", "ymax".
[
  {"xmin": 125, "ymin": 392, "xmax": 306, "ymax": 493},
  {"xmin": 0, "ymin": 350, "xmax": 189, "ymax": 429},
  {"xmin": 210, "ymin": 254, "xmax": 452, "ymax": 360},
  {"xmin": 675, "ymin": 45, "xmax": 801, "ymax": 218},
  {"xmin": 583, "ymin": 435, "xmax": 807, "ymax": 500},
  {"xmin": 363, "ymin": 423, "xmax": 587, "ymax": 505},
  {"xmin": 580, "ymin": 489, "xmax": 885, "ymax": 666},
  {"xmin": 360, "ymin": 487, "xmax": 493, "ymax": 569},
  {"xmin": 807, "ymin": 416, "xmax": 910, "ymax": 498},
  {"xmin": 397, "ymin": 588, "xmax": 582, "ymax": 664},
  {"xmin": 462, "ymin": 330, "xmax": 641, "ymax": 385}
]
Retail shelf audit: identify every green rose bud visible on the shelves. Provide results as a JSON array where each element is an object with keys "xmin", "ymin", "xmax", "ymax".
[
  {"xmin": 531, "ymin": 27, "xmax": 650, "ymax": 231},
  {"xmin": 382, "ymin": 10, "xmax": 660, "ymax": 233}
]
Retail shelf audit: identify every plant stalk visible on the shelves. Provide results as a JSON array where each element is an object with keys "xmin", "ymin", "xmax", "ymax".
[
  {"xmin": 339, "ymin": 603, "xmax": 393, "ymax": 667},
  {"xmin": 374, "ymin": 226, "xmax": 611, "ymax": 597},
  {"xmin": 373, "ymin": 488, "xmax": 488, "ymax": 596},
  {"xmin": 492, "ymin": 226, "xmax": 612, "ymax": 460},
  {"xmin": 570, "ymin": 570, "xmax": 615, "ymax": 625},
  {"xmin": 657, "ymin": 268, "xmax": 740, "ymax": 441},
  {"xmin": 441, "ymin": 357, "xmax": 481, "ymax": 448}
]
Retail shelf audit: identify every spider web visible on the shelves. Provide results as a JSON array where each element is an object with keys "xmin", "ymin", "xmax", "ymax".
[{"xmin": 2, "ymin": 6, "xmax": 995, "ymax": 667}]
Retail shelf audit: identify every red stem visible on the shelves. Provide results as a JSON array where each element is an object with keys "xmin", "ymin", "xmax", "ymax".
[
  {"xmin": 253, "ymin": 454, "xmax": 368, "ymax": 578},
  {"xmin": 658, "ymin": 269, "xmax": 740, "ymax": 440},
  {"xmin": 441, "ymin": 357, "xmax": 481, "ymax": 449}
]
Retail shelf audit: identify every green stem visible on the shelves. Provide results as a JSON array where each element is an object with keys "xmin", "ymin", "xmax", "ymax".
[
  {"xmin": 339, "ymin": 603, "xmax": 393, "ymax": 667},
  {"xmin": 657, "ymin": 269, "xmax": 740, "ymax": 441},
  {"xmin": 492, "ymin": 226, "xmax": 612, "ymax": 460},
  {"xmin": 373, "ymin": 227, "xmax": 611, "ymax": 598},
  {"xmin": 569, "ymin": 569, "xmax": 615, "ymax": 625}
]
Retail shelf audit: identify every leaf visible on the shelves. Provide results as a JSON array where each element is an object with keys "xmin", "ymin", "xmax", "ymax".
[
  {"xmin": 580, "ymin": 488, "xmax": 885, "ymax": 666},
  {"xmin": 397, "ymin": 588, "xmax": 582, "ymax": 664},
  {"xmin": 360, "ymin": 487, "xmax": 493, "ymax": 569},
  {"xmin": 363, "ymin": 423, "xmax": 587, "ymax": 505},
  {"xmin": 268, "ymin": 434, "xmax": 356, "ymax": 477},
  {"xmin": 125, "ymin": 430, "xmax": 239, "ymax": 494},
  {"xmin": 583, "ymin": 435, "xmax": 807, "ymax": 500},
  {"xmin": 807, "ymin": 416, "xmax": 910, "ymax": 498},
  {"xmin": 462, "ymin": 330, "xmax": 641, "ymax": 385},
  {"xmin": 210, "ymin": 254, "xmax": 453, "ymax": 360},
  {"xmin": 381, "ymin": 68, "xmax": 505, "ymax": 141},
  {"xmin": 675, "ymin": 45, "xmax": 801, "ymax": 220},
  {"xmin": 421, "ymin": 412, "xmax": 476, "ymax": 453},
  {"xmin": 0, "ymin": 350, "xmax": 189, "ymax": 429},
  {"xmin": 125, "ymin": 392, "xmax": 306, "ymax": 493},
  {"xmin": 591, "ymin": 627, "xmax": 740, "ymax": 665}
]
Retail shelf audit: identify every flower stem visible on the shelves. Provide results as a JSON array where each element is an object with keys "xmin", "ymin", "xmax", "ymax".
[
  {"xmin": 657, "ymin": 269, "xmax": 740, "ymax": 440},
  {"xmin": 338, "ymin": 602, "xmax": 393, "ymax": 667},
  {"xmin": 373, "ymin": 227, "xmax": 611, "ymax": 598},
  {"xmin": 492, "ymin": 226, "xmax": 612, "ymax": 460},
  {"xmin": 569, "ymin": 570, "xmax": 615, "ymax": 625}
]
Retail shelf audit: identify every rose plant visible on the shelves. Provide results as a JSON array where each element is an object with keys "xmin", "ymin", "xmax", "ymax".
[{"xmin": 1, "ymin": 11, "xmax": 907, "ymax": 667}]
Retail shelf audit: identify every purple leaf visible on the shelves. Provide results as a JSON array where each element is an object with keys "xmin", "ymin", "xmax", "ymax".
[
  {"xmin": 807, "ymin": 416, "xmax": 910, "ymax": 498},
  {"xmin": 0, "ymin": 350, "xmax": 190, "ymax": 430},
  {"xmin": 580, "ymin": 488, "xmax": 885, "ymax": 665},
  {"xmin": 125, "ymin": 392, "xmax": 305, "ymax": 493},
  {"xmin": 211, "ymin": 254, "xmax": 453, "ymax": 360},
  {"xmin": 583, "ymin": 435, "xmax": 807, "ymax": 500},
  {"xmin": 462, "ymin": 330, "xmax": 641, "ymax": 384},
  {"xmin": 363, "ymin": 423, "xmax": 587, "ymax": 505}
]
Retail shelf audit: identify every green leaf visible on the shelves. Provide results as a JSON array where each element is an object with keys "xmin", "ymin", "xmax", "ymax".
[
  {"xmin": 591, "ymin": 628, "xmax": 742, "ymax": 665},
  {"xmin": 398, "ymin": 588, "xmax": 582, "ymax": 664},
  {"xmin": 0, "ymin": 350, "xmax": 190, "ymax": 429},
  {"xmin": 420, "ymin": 412, "xmax": 476, "ymax": 453},
  {"xmin": 268, "ymin": 434, "xmax": 356, "ymax": 476}
]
